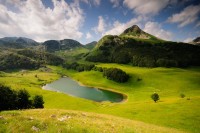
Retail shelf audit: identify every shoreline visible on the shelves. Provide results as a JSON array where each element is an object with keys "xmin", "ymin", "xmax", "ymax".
[
  {"xmin": 42, "ymin": 76, "xmax": 128, "ymax": 103},
  {"xmin": 68, "ymin": 76, "xmax": 128, "ymax": 103}
]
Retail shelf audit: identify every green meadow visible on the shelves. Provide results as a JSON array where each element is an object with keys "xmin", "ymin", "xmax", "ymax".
[{"xmin": 0, "ymin": 64, "xmax": 200, "ymax": 133}]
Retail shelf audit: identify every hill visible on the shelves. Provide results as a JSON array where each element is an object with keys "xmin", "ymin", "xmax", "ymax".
[
  {"xmin": 0, "ymin": 37, "xmax": 39, "ymax": 48},
  {"xmin": 43, "ymin": 39, "xmax": 83, "ymax": 52},
  {"xmin": 120, "ymin": 25, "xmax": 160, "ymax": 41},
  {"xmin": 0, "ymin": 49, "xmax": 64, "ymax": 70},
  {"xmin": 84, "ymin": 41, "xmax": 97, "ymax": 50},
  {"xmin": 0, "ymin": 109, "xmax": 185, "ymax": 133},
  {"xmin": 86, "ymin": 25, "xmax": 200, "ymax": 67}
]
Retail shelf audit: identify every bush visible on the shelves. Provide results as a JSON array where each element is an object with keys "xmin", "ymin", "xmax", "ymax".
[
  {"xmin": 17, "ymin": 89, "xmax": 31, "ymax": 109},
  {"xmin": 33, "ymin": 95, "xmax": 44, "ymax": 108},
  {"xmin": 103, "ymin": 68, "xmax": 129, "ymax": 83},
  {"xmin": 0, "ymin": 84, "xmax": 17, "ymax": 111},
  {"xmin": 63, "ymin": 62, "xmax": 95, "ymax": 72},
  {"xmin": 156, "ymin": 59, "xmax": 178, "ymax": 67},
  {"xmin": 0, "ymin": 84, "xmax": 45, "ymax": 111},
  {"xmin": 151, "ymin": 93, "xmax": 159, "ymax": 103},
  {"xmin": 180, "ymin": 93, "xmax": 185, "ymax": 98}
]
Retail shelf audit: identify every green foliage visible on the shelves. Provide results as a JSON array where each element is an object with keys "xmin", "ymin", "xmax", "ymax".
[
  {"xmin": 103, "ymin": 68, "xmax": 129, "ymax": 83},
  {"xmin": 17, "ymin": 89, "xmax": 31, "ymax": 109},
  {"xmin": 92, "ymin": 66, "xmax": 104, "ymax": 72},
  {"xmin": 151, "ymin": 93, "xmax": 160, "ymax": 103},
  {"xmin": 0, "ymin": 85, "xmax": 44, "ymax": 111},
  {"xmin": 0, "ymin": 53, "xmax": 40, "ymax": 71},
  {"xmin": 33, "ymin": 95, "xmax": 44, "ymax": 108},
  {"xmin": 63, "ymin": 62, "xmax": 95, "ymax": 72},
  {"xmin": 84, "ymin": 41, "xmax": 97, "ymax": 50},
  {"xmin": 86, "ymin": 34, "xmax": 200, "ymax": 68},
  {"xmin": 0, "ymin": 84, "xmax": 17, "ymax": 111},
  {"xmin": 17, "ymin": 49, "xmax": 64, "ymax": 66},
  {"xmin": 156, "ymin": 59, "xmax": 178, "ymax": 68},
  {"xmin": 180, "ymin": 93, "xmax": 185, "ymax": 98}
]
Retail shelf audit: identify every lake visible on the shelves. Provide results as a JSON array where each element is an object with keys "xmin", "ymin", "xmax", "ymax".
[{"xmin": 43, "ymin": 77, "xmax": 124, "ymax": 102}]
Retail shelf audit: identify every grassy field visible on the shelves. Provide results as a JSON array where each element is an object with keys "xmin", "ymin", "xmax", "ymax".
[
  {"xmin": 0, "ymin": 64, "xmax": 199, "ymax": 133},
  {"xmin": 0, "ymin": 109, "xmax": 185, "ymax": 133}
]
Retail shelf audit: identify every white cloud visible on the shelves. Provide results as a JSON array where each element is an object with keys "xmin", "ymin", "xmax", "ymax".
[
  {"xmin": 93, "ymin": 16, "xmax": 106, "ymax": 34},
  {"xmin": 93, "ymin": 0, "xmax": 101, "ymax": 6},
  {"xmin": 86, "ymin": 32, "xmax": 92, "ymax": 39},
  {"xmin": 104, "ymin": 16, "xmax": 143, "ymax": 35},
  {"xmin": 0, "ymin": 0, "xmax": 84, "ymax": 42},
  {"xmin": 78, "ymin": 0, "xmax": 100, "ymax": 6},
  {"xmin": 143, "ymin": 21, "xmax": 173, "ymax": 40},
  {"xmin": 183, "ymin": 37, "xmax": 194, "ymax": 43},
  {"xmin": 110, "ymin": 0, "xmax": 120, "ymax": 7},
  {"xmin": 167, "ymin": 4, "xmax": 200, "ymax": 27},
  {"xmin": 123, "ymin": 0, "xmax": 172, "ymax": 16}
]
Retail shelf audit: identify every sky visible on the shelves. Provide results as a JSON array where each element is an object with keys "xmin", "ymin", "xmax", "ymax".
[{"xmin": 0, "ymin": 0, "xmax": 199, "ymax": 44}]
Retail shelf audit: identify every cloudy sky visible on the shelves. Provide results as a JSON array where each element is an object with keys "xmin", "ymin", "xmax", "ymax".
[{"xmin": 0, "ymin": 0, "xmax": 199, "ymax": 44}]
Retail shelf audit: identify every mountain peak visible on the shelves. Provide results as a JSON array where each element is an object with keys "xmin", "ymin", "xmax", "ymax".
[
  {"xmin": 190, "ymin": 37, "xmax": 200, "ymax": 45},
  {"xmin": 123, "ymin": 25, "xmax": 142, "ymax": 34}
]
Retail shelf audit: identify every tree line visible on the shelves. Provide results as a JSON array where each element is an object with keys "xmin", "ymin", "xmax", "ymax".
[
  {"xmin": 63, "ymin": 63, "xmax": 130, "ymax": 83},
  {"xmin": 0, "ymin": 84, "xmax": 44, "ymax": 111}
]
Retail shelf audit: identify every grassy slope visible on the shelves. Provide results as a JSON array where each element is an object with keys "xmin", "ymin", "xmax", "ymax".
[
  {"xmin": 0, "ymin": 64, "xmax": 199, "ymax": 132},
  {"xmin": 0, "ymin": 109, "xmax": 184, "ymax": 133},
  {"xmin": 55, "ymin": 47, "xmax": 89, "ymax": 63}
]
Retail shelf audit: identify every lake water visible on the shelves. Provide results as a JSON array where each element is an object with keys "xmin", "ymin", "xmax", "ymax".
[{"xmin": 43, "ymin": 77, "xmax": 124, "ymax": 102}]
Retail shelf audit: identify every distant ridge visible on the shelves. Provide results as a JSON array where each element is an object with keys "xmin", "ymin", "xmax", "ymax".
[
  {"xmin": 0, "ymin": 37, "xmax": 39, "ymax": 48},
  {"xmin": 43, "ymin": 39, "xmax": 83, "ymax": 52}
]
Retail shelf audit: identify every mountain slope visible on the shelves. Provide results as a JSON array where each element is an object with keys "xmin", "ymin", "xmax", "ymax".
[
  {"xmin": 0, "ymin": 109, "xmax": 185, "ymax": 133},
  {"xmin": 84, "ymin": 41, "xmax": 97, "ymax": 50},
  {"xmin": 0, "ymin": 37, "xmax": 39, "ymax": 48},
  {"xmin": 43, "ymin": 39, "xmax": 83, "ymax": 52},
  {"xmin": 86, "ymin": 25, "xmax": 200, "ymax": 67},
  {"xmin": 0, "ymin": 49, "xmax": 64, "ymax": 70}
]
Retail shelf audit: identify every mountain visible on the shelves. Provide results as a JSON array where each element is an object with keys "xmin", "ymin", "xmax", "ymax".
[
  {"xmin": 0, "ymin": 49, "xmax": 64, "ymax": 71},
  {"xmin": 120, "ymin": 25, "xmax": 159, "ymax": 40},
  {"xmin": 86, "ymin": 25, "xmax": 200, "ymax": 68},
  {"xmin": 0, "ymin": 37, "xmax": 39, "ymax": 48},
  {"xmin": 190, "ymin": 37, "xmax": 200, "ymax": 45},
  {"xmin": 84, "ymin": 41, "xmax": 97, "ymax": 50},
  {"xmin": 43, "ymin": 39, "xmax": 83, "ymax": 52}
]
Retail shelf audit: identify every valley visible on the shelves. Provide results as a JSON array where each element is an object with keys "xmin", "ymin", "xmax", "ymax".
[
  {"xmin": 0, "ymin": 24, "xmax": 200, "ymax": 133},
  {"xmin": 0, "ymin": 64, "xmax": 199, "ymax": 132}
]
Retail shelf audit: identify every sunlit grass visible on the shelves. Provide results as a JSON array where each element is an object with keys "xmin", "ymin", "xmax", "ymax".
[
  {"xmin": 0, "ymin": 109, "xmax": 185, "ymax": 133},
  {"xmin": 0, "ymin": 64, "xmax": 199, "ymax": 132}
]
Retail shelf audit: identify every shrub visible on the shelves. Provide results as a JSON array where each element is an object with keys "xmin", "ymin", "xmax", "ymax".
[
  {"xmin": 103, "ymin": 68, "xmax": 129, "ymax": 83},
  {"xmin": 180, "ymin": 93, "xmax": 185, "ymax": 98},
  {"xmin": 0, "ymin": 84, "xmax": 17, "ymax": 111},
  {"xmin": 156, "ymin": 59, "xmax": 178, "ymax": 67},
  {"xmin": 63, "ymin": 62, "xmax": 95, "ymax": 72},
  {"xmin": 33, "ymin": 95, "xmax": 44, "ymax": 108},
  {"xmin": 17, "ymin": 89, "xmax": 31, "ymax": 109},
  {"xmin": 151, "ymin": 93, "xmax": 159, "ymax": 103}
]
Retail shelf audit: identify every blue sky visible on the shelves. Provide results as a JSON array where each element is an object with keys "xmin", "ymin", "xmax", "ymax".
[{"xmin": 0, "ymin": 0, "xmax": 199, "ymax": 44}]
